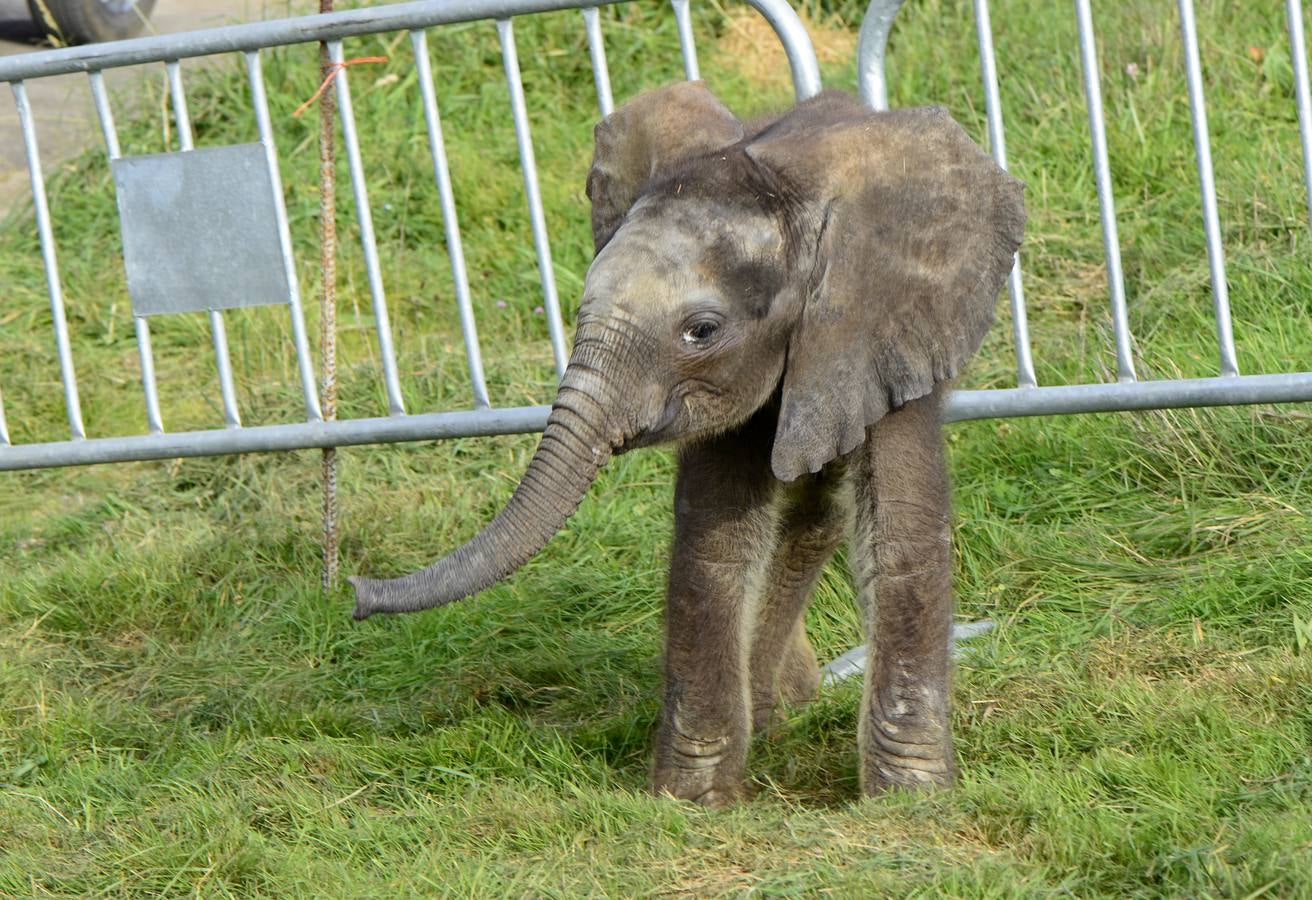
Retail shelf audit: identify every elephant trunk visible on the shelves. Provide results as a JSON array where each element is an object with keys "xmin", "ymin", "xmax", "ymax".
[{"xmin": 349, "ymin": 331, "xmax": 624, "ymax": 619}]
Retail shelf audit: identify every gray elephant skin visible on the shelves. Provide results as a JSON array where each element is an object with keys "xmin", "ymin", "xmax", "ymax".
[{"xmin": 351, "ymin": 83, "xmax": 1025, "ymax": 807}]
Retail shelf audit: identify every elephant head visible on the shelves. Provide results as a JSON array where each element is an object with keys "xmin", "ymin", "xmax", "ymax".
[{"xmin": 350, "ymin": 82, "xmax": 1024, "ymax": 619}]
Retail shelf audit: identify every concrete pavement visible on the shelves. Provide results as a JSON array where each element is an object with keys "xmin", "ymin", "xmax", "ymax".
[{"xmin": 0, "ymin": 1, "xmax": 304, "ymax": 214}]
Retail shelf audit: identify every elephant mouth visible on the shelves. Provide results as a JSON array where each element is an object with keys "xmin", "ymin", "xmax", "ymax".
[
  {"xmin": 619, "ymin": 381, "xmax": 729, "ymax": 452},
  {"xmin": 618, "ymin": 392, "xmax": 688, "ymax": 452}
]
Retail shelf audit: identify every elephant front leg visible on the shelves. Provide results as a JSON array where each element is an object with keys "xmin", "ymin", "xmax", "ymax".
[
  {"xmin": 853, "ymin": 386, "xmax": 956, "ymax": 794},
  {"xmin": 652, "ymin": 437, "xmax": 778, "ymax": 808}
]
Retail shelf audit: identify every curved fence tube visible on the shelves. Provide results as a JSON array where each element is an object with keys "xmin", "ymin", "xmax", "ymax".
[
  {"xmin": 742, "ymin": 0, "xmax": 820, "ymax": 100},
  {"xmin": 856, "ymin": 0, "xmax": 904, "ymax": 110},
  {"xmin": 1177, "ymin": 0, "xmax": 1239, "ymax": 377},
  {"xmin": 1074, "ymin": 0, "xmax": 1135, "ymax": 383},
  {"xmin": 89, "ymin": 69, "xmax": 164, "ymax": 435},
  {"xmin": 973, "ymin": 0, "xmax": 1036, "ymax": 390},
  {"xmin": 12, "ymin": 80, "xmax": 85, "ymax": 440},
  {"xmin": 412, "ymin": 29, "xmax": 492, "ymax": 410},
  {"xmin": 497, "ymin": 17, "xmax": 570, "ymax": 379}
]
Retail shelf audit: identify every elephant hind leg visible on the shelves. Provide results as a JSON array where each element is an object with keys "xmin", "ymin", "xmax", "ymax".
[
  {"xmin": 748, "ymin": 470, "xmax": 849, "ymax": 732},
  {"xmin": 777, "ymin": 621, "xmax": 822, "ymax": 706}
]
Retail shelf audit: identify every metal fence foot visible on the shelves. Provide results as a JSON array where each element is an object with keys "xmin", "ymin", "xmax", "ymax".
[{"xmin": 821, "ymin": 619, "xmax": 996, "ymax": 685}]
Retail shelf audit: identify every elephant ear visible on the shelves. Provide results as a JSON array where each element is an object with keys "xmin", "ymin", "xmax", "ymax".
[
  {"xmin": 586, "ymin": 81, "xmax": 744, "ymax": 252},
  {"xmin": 747, "ymin": 101, "xmax": 1026, "ymax": 481}
]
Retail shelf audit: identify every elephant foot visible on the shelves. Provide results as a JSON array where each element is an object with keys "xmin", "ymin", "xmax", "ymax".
[
  {"xmin": 751, "ymin": 700, "xmax": 779, "ymax": 734},
  {"xmin": 750, "ymin": 678, "xmax": 818, "ymax": 733},
  {"xmin": 651, "ymin": 717, "xmax": 748, "ymax": 808},
  {"xmin": 652, "ymin": 777, "xmax": 747, "ymax": 809},
  {"xmin": 778, "ymin": 651, "xmax": 821, "ymax": 706},
  {"xmin": 751, "ymin": 634, "xmax": 822, "ymax": 732},
  {"xmin": 860, "ymin": 699, "xmax": 954, "ymax": 795}
]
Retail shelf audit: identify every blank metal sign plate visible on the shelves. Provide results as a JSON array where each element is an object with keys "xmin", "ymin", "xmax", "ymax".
[{"xmin": 113, "ymin": 143, "xmax": 290, "ymax": 317}]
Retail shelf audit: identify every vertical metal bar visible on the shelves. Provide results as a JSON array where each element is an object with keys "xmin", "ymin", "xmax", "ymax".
[
  {"xmin": 670, "ymin": 0, "xmax": 700, "ymax": 81},
  {"xmin": 89, "ymin": 70, "xmax": 123, "ymax": 158},
  {"xmin": 168, "ymin": 60, "xmax": 243, "ymax": 427},
  {"xmin": 856, "ymin": 0, "xmax": 906, "ymax": 110},
  {"xmin": 129, "ymin": 319, "xmax": 164, "ymax": 433},
  {"xmin": 91, "ymin": 71, "xmax": 166, "ymax": 435},
  {"xmin": 1289, "ymin": 0, "xmax": 1312, "ymax": 228},
  {"xmin": 412, "ymin": 29, "xmax": 492, "ymax": 409},
  {"xmin": 12, "ymin": 80, "xmax": 85, "ymax": 440},
  {"xmin": 326, "ymin": 41, "xmax": 407, "ymax": 414},
  {"xmin": 1177, "ymin": 0, "xmax": 1239, "ymax": 377},
  {"xmin": 496, "ymin": 19, "xmax": 570, "ymax": 378},
  {"xmin": 582, "ymin": 7, "xmax": 614, "ymax": 117},
  {"xmin": 205, "ymin": 313, "xmax": 242, "ymax": 427},
  {"xmin": 0, "ymin": 389, "xmax": 9, "ymax": 446},
  {"xmin": 974, "ymin": 0, "xmax": 1037, "ymax": 389},
  {"xmin": 246, "ymin": 50, "xmax": 324, "ymax": 421},
  {"xmin": 1074, "ymin": 0, "xmax": 1136, "ymax": 383},
  {"xmin": 164, "ymin": 60, "xmax": 193, "ymax": 151}
]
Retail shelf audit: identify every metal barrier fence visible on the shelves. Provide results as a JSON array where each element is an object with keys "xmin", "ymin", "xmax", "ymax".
[
  {"xmin": 1, "ymin": 0, "xmax": 1310, "ymax": 476},
  {"xmin": 0, "ymin": 0, "xmax": 819, "ymax": 471},
  {"xmin": 862, "ymin": 0, "xmax": 1312, "ymax": 424}
]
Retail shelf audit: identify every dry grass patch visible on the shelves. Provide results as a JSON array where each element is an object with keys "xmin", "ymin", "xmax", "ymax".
[{"xmin": 713, "ymin": 7, "xmax": 856, "ymax": 91}]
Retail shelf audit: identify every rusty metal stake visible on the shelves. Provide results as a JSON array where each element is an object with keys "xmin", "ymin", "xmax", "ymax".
[{"xmin": 319, "ymin": 0, "xmax": 339, "ymax": 591}]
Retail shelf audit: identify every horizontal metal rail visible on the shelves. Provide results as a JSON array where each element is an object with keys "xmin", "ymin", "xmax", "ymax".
[
  {"xmin": 0, "ymin": 407, "xmax": 551, "ymax": 471},
  {"xmin": 947, "ymin": 374, "xmax": 1312, "ymax": 423},
  {"xmin": 5, "ymin": 374, "xmax": 1311, "ymax": 471},
  {"xmin": 0, "ymin": 0, "xmax": 820, "ymax": 93}
]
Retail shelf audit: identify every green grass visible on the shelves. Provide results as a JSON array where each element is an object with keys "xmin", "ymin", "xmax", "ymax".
[{"xmin": 3, "ymin": 0, "xmax": 1312, "ymax": 894}]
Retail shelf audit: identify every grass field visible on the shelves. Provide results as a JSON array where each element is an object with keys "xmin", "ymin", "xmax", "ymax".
[{"xmin": 3, "ymin": 0, "xmax": 1311, "ymax": 894}]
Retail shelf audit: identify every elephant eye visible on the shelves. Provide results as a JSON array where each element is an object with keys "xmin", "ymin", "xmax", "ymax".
[{"xmin": 681, "ymin": 319, "xmax": 720, "ymax": 346}]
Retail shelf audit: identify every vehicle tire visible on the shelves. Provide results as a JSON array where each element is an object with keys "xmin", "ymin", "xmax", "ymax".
[{"xmin": 27, "ymin": 0, "xmax": 156, "ymax": 45}]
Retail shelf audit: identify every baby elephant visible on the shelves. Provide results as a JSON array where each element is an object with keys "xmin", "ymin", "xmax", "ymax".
[{"xmin": 351, "ymin": 83, "xmax": 1025, "ymax": 806}]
